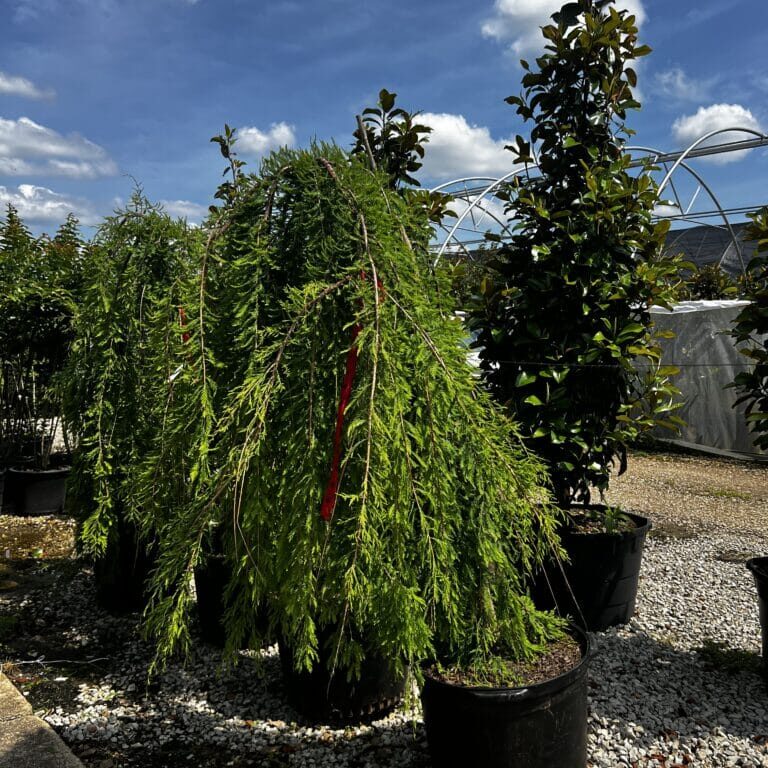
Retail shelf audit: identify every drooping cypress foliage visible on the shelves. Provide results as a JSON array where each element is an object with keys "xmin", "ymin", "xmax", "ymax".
[
  {"xmin": 144, "ymin": 144, "xmax": 565, "ymax": 677},
  {"xmin": 471, "ymin": 1, "xmax": 681, "ymax": 507},
  {"xmin": 63, "ymin": 192, "xmax": 197, "ymax": 557}
]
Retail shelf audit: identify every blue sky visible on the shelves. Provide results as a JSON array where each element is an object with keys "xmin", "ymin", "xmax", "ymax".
[{"xmin": 1, "ymin": 0, "xmax": 767, "ymax": 234}]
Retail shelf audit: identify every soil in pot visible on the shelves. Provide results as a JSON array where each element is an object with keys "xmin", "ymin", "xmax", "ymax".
[
  {"xmin": 3, "ymin": 465, "xmax": 69, "ymax": 516},
  {"xmin": 532, "ymin": 506, "xmax": 650, "ymax": 631},
  {"xmin": 278, "ymin": 632, "xmax": 406, "ymax": 723},
  {"xmin": 421, "ymin": 627, "xmax": 591, "ymax": 768},
  {"xmin": 747, "ymin": 556, "xmax": 768, "ymax": 684},
  {"xmin": 93, "ymin": 516, "xmax": 155, "ymax": 615}
]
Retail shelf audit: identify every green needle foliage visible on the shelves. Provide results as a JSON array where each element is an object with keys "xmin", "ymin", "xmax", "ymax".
[
  {"xmin": 63, "ymin": 192, "xmax": 198, "ymax": 557},
  {"xmin": 471, "ymin": 0, "xmax": 682, "ymax": 507},
  {"xmin": 731, "ymin": 208, "xmax": 768, "ymax": 449},
  {"xmin": 0, "ymin": 207, "xmax": 82, "ymax": 467},
  {"xmin": 144, "ymin": 143, "xmax": 566, "ymax": 678}
]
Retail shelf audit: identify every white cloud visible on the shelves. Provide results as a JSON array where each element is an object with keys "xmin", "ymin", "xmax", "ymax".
[
  {"xmin": 671, "ymin": 104, "xmax": 765, "ymax": 164},
  {"xmin": 482, "ymin": 0, "xmax": 646, "ymax": 57},
  {"xmin": 653, "ymin": 203, "xmax": 682, "ymax": 218},
  {"xmin": 237, "ymin": 122, "xmax": 296, "ymax": 155},
  {"xmin": 160, "ymin": 199, "xmax": 208, "ymax": 222},
  {"xmin": 0, "ymin": 184, "xmax": 97, "ymax": 224},
  {"xmin": 0, "ymin": 116, "xmax": 117, "ymax": 178},
  {"xmin": 655, "ymin": 67, "xmax": 712, "ymax": 103},
  {"xmin": 419, "ymin": 113, "xmax": 517, "ymax": 180},
  {"xmin": 0, "ymin": 71, "xmax": 54, "ymax": 100},
  {"xmin": 446, "ymin": 195, "xmax": 508, "ymax": 227}
]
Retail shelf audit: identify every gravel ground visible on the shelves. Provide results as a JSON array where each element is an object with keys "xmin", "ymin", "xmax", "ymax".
[{"xmin": 1, "ymin": 449, "xmax": 768, "ymax": 767}]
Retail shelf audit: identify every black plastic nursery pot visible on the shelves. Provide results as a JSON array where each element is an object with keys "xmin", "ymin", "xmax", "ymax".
[
  {"xmin": 3, "ymin": 465, "xmax": 69, "ymax": 516},
  {"xmin": 421, "ymin": 627, "xmax": 591, "ymax": 768},
  {"xmin": 278, "ymin": 636, "xmax": 407, "ymax": 723},
  {"xmin": 746, "ymin": 557, "xmax": 768, "ymax": 684},
  {"xmin": 93, "ymin": 516, "xmax": 155, "ymax": 614},
  {"xmin": 194, "ymin": 558, "xmax": 272, "ymax": 649},
  {"xmin": 533, "ymin": 507, "xmax": 650, "ymax": 631},
  {"xmin": 194, "ymin": 555, "xmax": 230, "ymax": 647}
]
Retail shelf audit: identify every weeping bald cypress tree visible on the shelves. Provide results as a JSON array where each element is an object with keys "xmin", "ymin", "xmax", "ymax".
[
  {"xmin": 63, "ymin": 193, "xmax": 198, "ymax": 608},
  {"xmin": 144, "ymin": 143, "xmax": 565, "ymax": 679}
]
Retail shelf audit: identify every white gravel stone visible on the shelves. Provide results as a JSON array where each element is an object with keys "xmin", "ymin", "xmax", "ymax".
[{"xmin": 4, "ymin": 487, "xmax": 768, "ymax": 766}]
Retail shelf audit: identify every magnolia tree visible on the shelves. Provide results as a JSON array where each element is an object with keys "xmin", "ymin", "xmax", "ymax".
[{"xmin": 471, "ymin": 0, "xmax": 681, "ymax": 507}]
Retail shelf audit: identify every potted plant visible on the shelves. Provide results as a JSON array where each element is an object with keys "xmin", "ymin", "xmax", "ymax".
[
  {"xmin": 138, "ymin": 133, "xmax": 595, "ymax": 762},
  {"xmin": 470, "ymin": 0, "xmax": 682, "ymax": 632},
  {"xmin": 0, "ymin": 208, "xmax": 80, "ymax": 515},
  {"xmin": 62, "ymin": 192, "xmax": 195, "ymax": 613},
  {"xmin": 732, "ymin": 208, "xmax": 768, "ymax": 679},
  {"xmin": 183, "ymin": 92, "xmax": 444, "ymax": 653}
]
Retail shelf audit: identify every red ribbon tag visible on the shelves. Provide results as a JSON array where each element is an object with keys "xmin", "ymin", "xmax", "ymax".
[
  {"xmin": 178, "ymin": 306, "xmax": 190, "ymax": 344},
  {"xmin": 319, "ymin": 272, "xmax": 383, "ymax": 522}
]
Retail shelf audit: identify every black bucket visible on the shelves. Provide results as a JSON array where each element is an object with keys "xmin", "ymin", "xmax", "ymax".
[
  {"xmin": 747, "ymin": 557, "xmax": 768, "ymax": 679},
  {"xmin": 93, "ymin": 516, "xmax": 154, "ymax": 614},
  {"xmin": 279, "ymin": 635, "xmax": 406, "ymax": 723},
  {"xmin": 4, "ymin": 466, "xmax": 69, "ymax": 516},
  {"xmin": 533, "ymin": 508, "xmax": 650, "ymax": 631},
  {"xmin": 194, "ymin": 555, "xmax": 229, "ymax": 647},
  {"xmin": 421, "ymin": 627, "xmax": 591, "ymax": 768}
]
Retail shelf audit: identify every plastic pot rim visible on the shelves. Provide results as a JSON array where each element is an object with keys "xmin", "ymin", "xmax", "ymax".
[
  {"xmin": 563, "ymin": 506, "xmax": 651, "ymax": 540},
  {"xmin": 421, "ymin": 624, "xmax": 592, "ymax": 697}
]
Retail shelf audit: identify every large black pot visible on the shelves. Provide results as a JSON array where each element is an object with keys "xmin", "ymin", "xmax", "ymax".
[
  {"xmin": 93, "ymin": 516, "xmax": 155, "ymax": 614},
  {"xmin": 533, "ymin": 507, "xmax": 650, "ymax": 631},
  {"xmin": 746, "ymin": 557, "xmax": 768, "ymax": 683},
  {"xmin": 194, "ymin": 553, "xmax": 230, "ymax": 647},
  {"xmin": 3, "ymin": 466, "xmax": 69, "ymax": 516},
  {"xmin": 421, "ymin": 627, "xmax": 591, "ymax": 768},
  {"xmin": 279, "ymin": 635, "xmax": 406, "ymax": 723}
]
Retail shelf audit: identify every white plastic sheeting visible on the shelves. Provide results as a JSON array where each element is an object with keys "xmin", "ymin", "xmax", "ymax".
[{"xmin": 650, "ymin": 300, "xmax": 766, "ymax": 459}]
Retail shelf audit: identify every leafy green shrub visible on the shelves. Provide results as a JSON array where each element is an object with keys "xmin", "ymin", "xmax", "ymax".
[
  {"xmin": 672, "ymin": 263, "xmax": 738, "ymax": 301},
  {"xmin": 470, "ymin": 0, "xmax": 682, "ymax": 507},
  {"xmin": 144, "ymin": 142, "xmax": 566, "ymax": 679},
  {"xmin": 731, "ymin": 208, "xmax": 768, "ymax": 449}
]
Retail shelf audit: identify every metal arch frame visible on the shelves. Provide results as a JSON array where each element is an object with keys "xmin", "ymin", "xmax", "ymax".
[
  {"xmin": 429, "ymin": 129, "xmax": 768, "ymax": 273},
  {"xmin": 431, "ymin": 169, "xmax": 527, "ymax": 266},
  {"xmin": 627, "ymin": 145, "xmax": 750, "ymax": 273},
  {"xmin": 656, "ymin": 127, "xmax": 767, "ymax": 196}
]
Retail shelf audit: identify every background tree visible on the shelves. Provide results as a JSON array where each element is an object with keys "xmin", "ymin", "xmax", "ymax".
[
  {"xmin": 0, "ymin": 207, "xmax": 81, "ymax": 466},
  {"xmin": 63, "ymin": 192, "xmax": 196, "ymax": 561}
]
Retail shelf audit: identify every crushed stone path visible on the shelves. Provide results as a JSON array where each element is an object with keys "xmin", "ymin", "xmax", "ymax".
[{"xmin": 606, "ymin": 449, "xmax": 768, "ymax": 538}]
